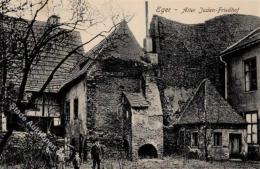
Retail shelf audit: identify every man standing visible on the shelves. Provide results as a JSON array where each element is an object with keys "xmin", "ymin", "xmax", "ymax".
[
  {"xmin": 90, "ymin": 139, "xmax": 103, "ymax": 169},
  {"xmin": 72, "ymin": 152, "xmax": 81, "ymax": 169},
  {"xmin": 56, "ymin": 148, "xmax": 65, "ymax": 169}
]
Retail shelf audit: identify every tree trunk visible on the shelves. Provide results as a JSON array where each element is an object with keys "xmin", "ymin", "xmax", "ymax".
[{"xmin": 0, "ymin": 126, "xmax": 13, "ymax": 154}]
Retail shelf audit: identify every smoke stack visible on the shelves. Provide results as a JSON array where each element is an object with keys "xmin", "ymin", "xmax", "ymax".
[
  {"xmin": 145, "ymin": 1, "xmax": 149, "ymax": 37},
  {"xmin": 143, "ymin": 1, "xmax": 152, "ymax": 52}
]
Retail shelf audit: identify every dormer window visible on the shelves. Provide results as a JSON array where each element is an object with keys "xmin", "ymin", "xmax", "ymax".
[{"xmin": 244, "ymin": 57, "xmax": 257, "ymax": 92}]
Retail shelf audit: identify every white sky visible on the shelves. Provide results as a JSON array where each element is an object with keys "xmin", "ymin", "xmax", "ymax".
[
  {"xmin": 11, "ymin": 0, "xmax": 260, "ymax": 52},
  {"xmin": 83, "ymin": 0, "xmax": 260, "ymax": 51}
]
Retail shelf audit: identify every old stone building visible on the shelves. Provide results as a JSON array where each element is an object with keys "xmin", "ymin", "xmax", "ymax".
[
  {"xmin": 220, "ymin": 27, "xmax": 260, "ymax": 159},
  {"xmin": 175, "ymin": 79, "xmax": 247, "ymax": 160},
  {"xmin": 60, "ymin": 20, "xmax": 164, "ymax": 159},
  {"xmin": 0, "ymin": 15, "xmax": 84, "ymax": 134},
  {"xmin": 2, "ymin": 10, "xmax": 260, "ymax": 161},
  {"xmin": 122, "ymin": 65, "xmax": 164, "ymax": 160},
  {"xmin": 149, "ymin": 14, "xmax": 260, "ymax": 155}
]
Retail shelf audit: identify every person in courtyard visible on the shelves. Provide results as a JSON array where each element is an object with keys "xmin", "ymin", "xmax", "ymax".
[
  {"xmin": 91, "ymin": 138, "xmax": 104, "ymax": 169},
  {"xmin": 56, "ymin": 148, "xmax": 65, "ymax": 169},
  {"xmin": 72, "ymin": 151, "xmax": 81, "ymax": 169},
  {"xmin": 43, "ymin": 147, "xmax": 53, "ymax": 169}
]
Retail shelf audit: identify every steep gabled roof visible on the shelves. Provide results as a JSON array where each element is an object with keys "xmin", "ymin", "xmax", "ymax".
[
  {"xmin": 80, "ymin": 20, "xmax": 144, "ymax": 65},
  {"xmin": 60, "ymin": 20, "xmax": 144, "ymax": 90},
  {"xmin": 2, "ymin": 15, "xmax": 84, "ymax": 93},
  {"xmin": 221, "ymin": 27, "xmax": 260, "ymax": 57},
  {"xmin": 124, "ymin": 92, "xmax": 149, "ymax": 108},
  {"xmin": 176, "ymin": 79, "xmax": 246, "ymax": 125}
]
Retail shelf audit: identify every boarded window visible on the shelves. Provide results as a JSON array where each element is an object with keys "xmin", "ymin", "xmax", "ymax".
[
  {"xmin": 74, "ymin": 98, "xmax": 78, "ymax": 119},
  {"xmin": 246, "ymin": 111, "xmax": 258, "ymax": 144},
  {"xmin": 214, "ymin": 132, "xmax": 222, "ymax": 146},
  {"xmin": 244, "ymin": 57, "xmax": 257, "ymax": 91},
  {"xmin": 191, "ymin": 132, "xmax": 199, "ymax": 147}
]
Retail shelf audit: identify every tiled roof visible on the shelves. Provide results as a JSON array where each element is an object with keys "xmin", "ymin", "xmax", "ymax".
[
  {"xmin": 124, "ymin": 92, "xmax": 149, "ymax": 108},
  {"xmin": 59, "ymin": 58, "xmax": 95, "ymax": 90},
  {"xmin": 81, "ymin": 20, "xmax": 144, "ymax": 64},
  {"xmin": 176, "ymin": 79, "xmax": 246, "ymax": 125},
  {"xmin": 2, "ymin": 15, "xmax": 84, "ymax": 93},
  {"xmin": 60, "ymin": 20, "xmax": 145, "ymax": 90},
  {"xmin": 221, "ymin": 27, "xmax": 260, "ymax": 56}
]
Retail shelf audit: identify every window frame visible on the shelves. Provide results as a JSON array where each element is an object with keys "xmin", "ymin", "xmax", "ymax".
[
  {"xmin": 244, "ymin": 57, "xmax": 257, "ymax": 92},
  {"xmin": 191, "ymin": 131, "xmax": 199, "ymax": 147},
  {"xmin": 73, "ymin": 98, "xmax": 79, "ymax": 120},
  {"xmin": 179, "ymin": 130, "xmax": 185, "ymax": 146},
  {"xmin": 65, "ymin": 100, "xmax": 70, "ymax": 121},
  {"xmin": 213, "ymin": 132, "xmax": 222, "ymax": 147},
  {"xmin": 245, "ymin": 111, "xmax": 258, "ymax": 144}
]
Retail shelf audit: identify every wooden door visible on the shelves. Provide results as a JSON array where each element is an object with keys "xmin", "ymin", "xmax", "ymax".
[{"xmin": 229, "ymin": 134, "xmax": 242, "ymax": 158}]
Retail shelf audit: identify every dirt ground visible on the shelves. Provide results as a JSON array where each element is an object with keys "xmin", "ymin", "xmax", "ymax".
[
  {"xmin": 2, "ymin": 157, "xmax": 260, "ymax": 169},
  {"xmin": 69, "ymin": 157, "xmax": 260, "ymax": 169}
]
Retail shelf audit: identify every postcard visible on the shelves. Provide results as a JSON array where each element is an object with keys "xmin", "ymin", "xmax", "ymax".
[{"xmin": 0, "ymin": 0, "xmax": 260, "ymax": 168}]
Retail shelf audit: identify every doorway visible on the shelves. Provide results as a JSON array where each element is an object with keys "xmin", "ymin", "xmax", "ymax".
[
  {"xmin": 138, "ymin": 144, "xmax": 158, "ymax": 159},
  {"xmin": 229, "ymin": 134, "xmax": 242, "ymax": 158}
]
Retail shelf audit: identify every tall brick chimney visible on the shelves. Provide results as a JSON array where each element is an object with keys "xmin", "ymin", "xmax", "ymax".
[
  {"xmin": 142, "ymin": 1, "xmax": 158, "ymax": 65},
  {"xmin": 143, "ymin": 1, "xmax": 153, "ymax": 53}
]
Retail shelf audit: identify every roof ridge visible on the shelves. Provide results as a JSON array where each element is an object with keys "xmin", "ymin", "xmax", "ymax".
[
  {"xmin": 153, "ymin": 14, "xmax": 260, "ymax": 27},
  {"xmin": 177, "ymin": 78, "xmax": 209, "ymax": 124},
  {"xmin": 83, "ymin": 20, "xmax": 127, "ymax": 59},
  {"xmin": 221, "ymin": 27, "xmax": 260, "ymax": 54}
]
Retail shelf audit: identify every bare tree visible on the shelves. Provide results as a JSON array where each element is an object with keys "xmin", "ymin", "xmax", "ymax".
[{"xmin": 0, "ymin": 0, "xmax": 131, "ymax": 156}]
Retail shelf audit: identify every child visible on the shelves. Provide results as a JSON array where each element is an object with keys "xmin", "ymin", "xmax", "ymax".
[{"xmin": 72, "ymin": 152, "xmax": 81, "ymax": 169}]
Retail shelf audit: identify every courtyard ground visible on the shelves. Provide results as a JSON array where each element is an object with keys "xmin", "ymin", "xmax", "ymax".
[
  {"xmin": 1, "ymin": 157, "xmax": 260, "ymax": 169},
  {"xmin": 68, "ymin": 157, "xmax": 260, "ymax": 169}
]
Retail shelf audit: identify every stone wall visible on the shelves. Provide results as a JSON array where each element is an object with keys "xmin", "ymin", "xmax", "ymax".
[
  {"xmin": 177, "ymin": 126, "xmax": 247, "ymax": 160},
  {"xmin": 122, "ymin": 100, "xmax": 133, "ymax": 159},
  {"xmin": 131, "ymin": 74, "xmax": 164, "ymax": 160},
  {"xmin": 86, "ymin": 59, "xmax": 143, "ymax": 158},
  {"xmin": 149, "ymin": 14, "xmax": 260, "ymax": 155},
  {"xmin": 131, "ymin": 109, "xmax": 163, "ymax": 160},
  {"xmin": 93, "ymin": 75, "xmax": 141, "ymax": 157}
]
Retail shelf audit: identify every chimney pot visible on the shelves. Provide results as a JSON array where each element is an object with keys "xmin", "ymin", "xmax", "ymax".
[{"xmin": 47, "ymin": 15, "xmax": 60, "ymax": 26}]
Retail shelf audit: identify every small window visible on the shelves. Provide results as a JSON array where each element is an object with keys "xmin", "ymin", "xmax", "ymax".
[
  {"xmin": 246, "ymin": 111, "xmax": 258, "ymax": 144},
  {"xmin": 74, "ymin": 98, "xmax": 78, "ymax": 119},
  {"xmin": 179, "ymin": 130, "xmax": 185, "ymax": 146},
  {"xmin": 191, "ymin": 132, "xmax": 199, "ymax": 147},
  {"xmin": 65, "ymin": 101, "xmax": 70, "ymax": 121},
  {"xmin": 54, "ymin": 118, "xmax": 61, "ymax": 126},
  {"xmin": 214, "ymin": 132, "xmax": 222, "ymax": 146},
  {"xmin": 244, "ymin": 57, "xmax": 257, "ymax": 91}
]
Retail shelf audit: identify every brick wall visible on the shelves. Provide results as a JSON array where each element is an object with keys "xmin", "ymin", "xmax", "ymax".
[
  {"xmin": 87, "ymin": 59, "xmax": 143, "ymax": 157},
  {"xmin": 150, "ymin": 14, "xmax": 260, "ymax": 117},
  {"xmin": 150, "ymin": 14, "xmax": 260, "ymax": 154},
  {"xmin": 131, "ymin": 74, "xmax": 164, "ymax": 160}
]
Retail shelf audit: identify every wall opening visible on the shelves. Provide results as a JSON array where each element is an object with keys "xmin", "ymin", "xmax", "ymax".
[
  {"xmin": 123, "ymin": 139, "xmax": 130, "ymax": 158},
  {"xmin": 138, "ymin": 144, "xmax": 158, "ymax": 159}
]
